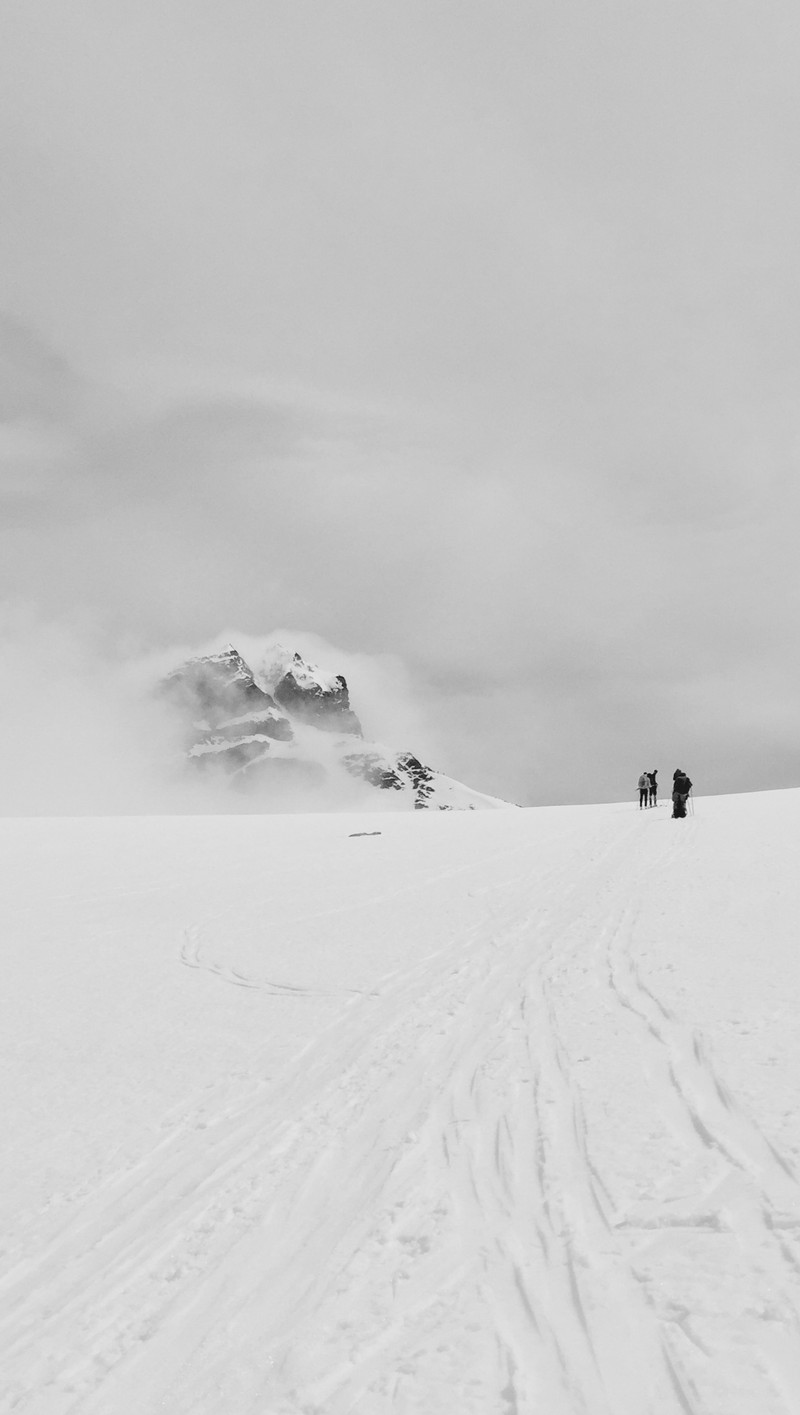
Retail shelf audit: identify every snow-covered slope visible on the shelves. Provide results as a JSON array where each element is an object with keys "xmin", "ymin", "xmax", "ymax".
[
  {"xmin": 161, "ymin": 642, "xmax": 511, "ymax": 811},
  {"xmin": 3, "ymin": 790, "xmax": 800, "ymax": 1412}
]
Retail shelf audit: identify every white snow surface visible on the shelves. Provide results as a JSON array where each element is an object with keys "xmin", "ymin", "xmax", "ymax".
[{"xmin": 3, "ymin": 789, "xmax": 800, "ymax": 1413}]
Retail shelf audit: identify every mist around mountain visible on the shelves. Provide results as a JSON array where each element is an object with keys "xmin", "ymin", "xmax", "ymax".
[
  {"xmin": 161, "ymin": 641, "xmax": 512, "ymax": 813},
  {"xmin": 0, "ymin": 611, "xmax": 513, "ymax": 817}
]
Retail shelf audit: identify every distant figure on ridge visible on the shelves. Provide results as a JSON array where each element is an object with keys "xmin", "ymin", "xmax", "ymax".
[
  {"xmin": 672, "ymin": 769, "xmax": 692, "ymax": 818},
  {"xmin": 648, "ymin": 770, "xmax": 658, "ymax": 807},
  {"xmin": 637, "ymin": 772, "xmax": 650, "ymax": 809}
]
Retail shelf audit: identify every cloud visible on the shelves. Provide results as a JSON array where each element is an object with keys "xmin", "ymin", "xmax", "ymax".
[
  {"xmin": 2, "ymin": 2, "xmax": 800, "ymax": 805},
  {"xmin": 2, "ymin": 324, "xmax": 800, "ymax": 808},
  {"xmin": 0, "ymin": 606, "xmax": 448, "ymax": 816},
  {"xmin": 0, "ymin": 606, "xmax": 188, "ymax": 815}
]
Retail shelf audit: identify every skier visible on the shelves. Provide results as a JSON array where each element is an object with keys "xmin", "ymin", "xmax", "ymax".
[
  {"xmin": 672, "ymin": 769, "xmax": 692, "ymax": 818},
  {"xmin": 648, "ymin": 770, "xmax": 658, "ymax": 807},
  {"xmin": 637, "ymin": 772, "xmax": 650, "ymax": 809}
]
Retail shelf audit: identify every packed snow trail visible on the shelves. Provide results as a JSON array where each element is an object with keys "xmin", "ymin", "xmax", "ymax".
[{"xmin": 2, "ymin": 798, "xmax": 800, "ymax": 1413}]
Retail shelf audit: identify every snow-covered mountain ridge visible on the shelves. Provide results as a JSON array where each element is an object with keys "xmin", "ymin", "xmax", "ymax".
[{"xmin": 161, "ymin": 642, "xmax": 510, "ymax": 810}]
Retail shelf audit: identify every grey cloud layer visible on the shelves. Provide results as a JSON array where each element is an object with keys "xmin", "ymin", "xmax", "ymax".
[
  {"xmin": 3, "ymin": 320, "xmax": 798, "ymax": 804},
  {"xmin": 1, "ymin": 3, "xmax": 800, "ymax": 803}
]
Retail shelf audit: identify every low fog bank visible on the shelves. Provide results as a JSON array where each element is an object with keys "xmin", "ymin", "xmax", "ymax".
[
  {"xmin": 0, "ymin": 609, "xmax": 201, "ymax": 816},
  {"xmin": 0, "ymin": 611, "xmax": 447, "ymax": 816}
]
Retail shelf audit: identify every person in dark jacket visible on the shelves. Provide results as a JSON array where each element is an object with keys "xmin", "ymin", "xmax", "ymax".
[
  {"xmin": 648, "ymin": 770, "xmax": 658, "ymax": 806},
  {"xmin": 672, "ymin": 769, "xmax": 692, "ymax": 818}
]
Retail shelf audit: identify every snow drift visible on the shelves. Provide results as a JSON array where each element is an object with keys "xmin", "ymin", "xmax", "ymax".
[{"xmin": 3, "ymin": 788, "xmax": 800, "ymax": 1411}]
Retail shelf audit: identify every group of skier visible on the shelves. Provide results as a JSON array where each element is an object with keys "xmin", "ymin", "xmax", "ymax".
[
  {"xmin": 637, "ymin": 768, "xmax": 693, "ymax": 818},
  {"xmin": 637, "ymin": 771, "xmax": 658, "ymax": 809}
]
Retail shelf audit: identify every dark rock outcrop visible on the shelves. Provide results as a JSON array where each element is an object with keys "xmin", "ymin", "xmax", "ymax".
[
  {"xmin": 161, "ymin": 646, "xmax": 293, "ymax": 772},
  {"xmin": 161, "ymin": 646, "xmax": 284, "ymax": 723},
  {"xmin": 342, "ymin": 752, "xmax": 404, "ymax": 792},
  {"xmin": 271, "ymin": 652, "xmax": 362, "ymax": 736},
  {"xmin": 342, "ymin": 749, "xmax": 434, "ymax": 809}
]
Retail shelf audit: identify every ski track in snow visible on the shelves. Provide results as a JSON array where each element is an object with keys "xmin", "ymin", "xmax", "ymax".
[
  {"xmin": 4, "ymin": 811, "xmax": 800, "ymax": 1413},
  {"xmin": 179, "ymin": 926, "xmax": 345, "ymax": 996}
]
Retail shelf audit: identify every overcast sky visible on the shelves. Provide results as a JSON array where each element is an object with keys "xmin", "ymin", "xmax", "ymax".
[{"xmin": 2, "ymin": 0, "xmax": 800, "ymax": 806}]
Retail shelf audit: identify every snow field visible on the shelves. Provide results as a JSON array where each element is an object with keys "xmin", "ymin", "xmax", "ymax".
[{"xmin": 2, "ymin": 793, "xmax": 800, "ymax": 1412}]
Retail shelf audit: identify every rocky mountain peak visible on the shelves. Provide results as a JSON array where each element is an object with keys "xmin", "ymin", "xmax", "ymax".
[
  {"xmin": 160, "ymin": 641, "xmax": 510, "ymax": 812},
  {"xmin": 161, "ymin": 645, "xmax": 280, "ymax": 727},
  {"xmin": 257, "ymin": 644, "xmax": 362, "ymax": 737}
]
